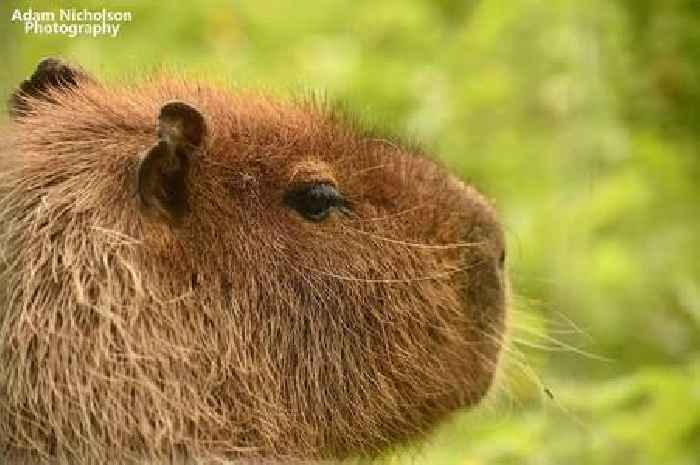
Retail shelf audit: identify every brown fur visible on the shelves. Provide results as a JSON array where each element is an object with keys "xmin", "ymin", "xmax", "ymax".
[{"xmin": 0, "ymin": 60, "xmax": 508, "ymax": 465}]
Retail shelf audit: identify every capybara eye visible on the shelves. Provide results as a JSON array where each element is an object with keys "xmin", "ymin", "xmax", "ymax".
[{"xmin": 285, "ymin": 183, "xmax": 348, "ymax": 222}]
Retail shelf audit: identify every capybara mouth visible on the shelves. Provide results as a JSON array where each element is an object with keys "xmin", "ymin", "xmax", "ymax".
[{"xmin": 0, "ymin": 57, "xmax": 508, "ymax": 465}]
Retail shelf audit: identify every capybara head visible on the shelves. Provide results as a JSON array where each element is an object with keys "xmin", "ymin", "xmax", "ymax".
[{"xmin": 0, "ymin": 58, "xmax": 508, "ymax": 464}]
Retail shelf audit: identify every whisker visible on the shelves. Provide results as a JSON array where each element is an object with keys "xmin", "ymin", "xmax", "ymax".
[
  {"xmin": 510, "ymin": 329, "xmax": 613, "ymax": 362},
  {"xmin": 290, "ymin": 262, "xmax": 475, "ymax": 284},
  {"xmin": 339, "ymin": 224, "xmax": 485, "ymax": 250}
]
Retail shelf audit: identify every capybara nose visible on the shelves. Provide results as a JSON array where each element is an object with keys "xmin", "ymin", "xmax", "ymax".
[
  {"xmin": 459, "ymin": 183, "xmax": 506, "ymax": 284},
  {"xmin": 462, "ymin": 205, "xmax": 507, "ymax": 326},
  {"xmin": 456, "ymin": 186, "xmax": 508, "ymax": 398}
]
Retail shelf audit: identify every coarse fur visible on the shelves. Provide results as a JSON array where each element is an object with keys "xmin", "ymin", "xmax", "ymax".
[{"xmin": 0, "ymin": 59, "xmax": 508, "ymax": 465}]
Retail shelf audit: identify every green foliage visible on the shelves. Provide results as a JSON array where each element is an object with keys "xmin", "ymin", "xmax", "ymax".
[{"xmin": 1, "ymin": 0, "xmax": 698, "ymax": 463}]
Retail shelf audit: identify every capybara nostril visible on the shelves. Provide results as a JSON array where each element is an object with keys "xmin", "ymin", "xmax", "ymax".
[{"xmin": 0, "ymin": 57, "xmax": 510, "ymax": 465}]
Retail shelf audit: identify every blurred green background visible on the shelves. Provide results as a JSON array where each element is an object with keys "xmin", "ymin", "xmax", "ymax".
[{"xmin": 1, "ymin": 0, "xmax": 699, "ymax": 464}]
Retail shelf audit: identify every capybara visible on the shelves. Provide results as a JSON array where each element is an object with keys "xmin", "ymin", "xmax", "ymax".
[{"xmin": 0, "ymin": 58, "xmax": 508, "ymax": 465}]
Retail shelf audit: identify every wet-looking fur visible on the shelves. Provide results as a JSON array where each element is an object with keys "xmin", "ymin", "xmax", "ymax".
[{"xmin": 0, "ymin": 58, "xmax": 508, "ymax": 465}]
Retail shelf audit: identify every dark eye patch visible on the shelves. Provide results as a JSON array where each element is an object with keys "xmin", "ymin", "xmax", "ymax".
[{"xmin": 285, "ymin": 183, "xmax": 349, "ymax": 222}]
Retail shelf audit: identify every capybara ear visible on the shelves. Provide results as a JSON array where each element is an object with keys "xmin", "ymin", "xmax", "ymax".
[
  {"xmin": 137, "ymin": 101, "xmax": 207, "ymax": 223},
  {"xmin": 9, "ymin": 57, "xmax": 93, "ymax": 118}
]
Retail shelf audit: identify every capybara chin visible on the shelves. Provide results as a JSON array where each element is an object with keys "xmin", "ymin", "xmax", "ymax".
[{"xmin": 0, "ymin": 58, "xmax": 508, "ymax": 465}]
